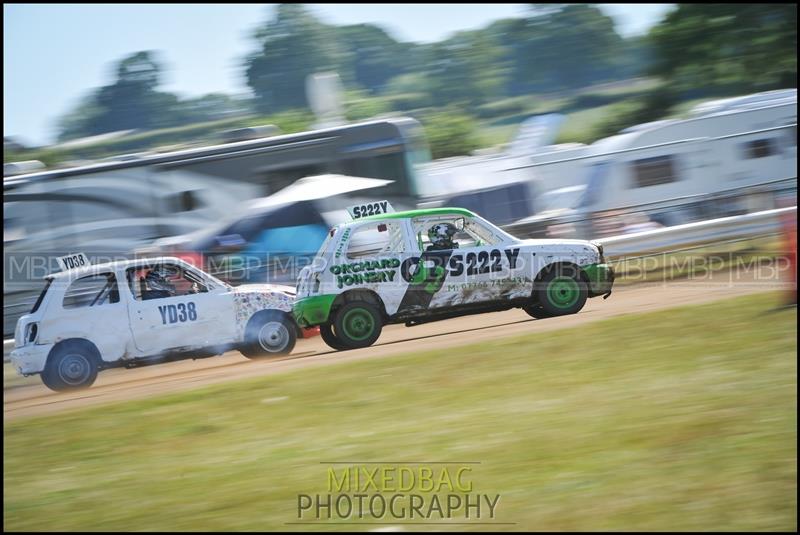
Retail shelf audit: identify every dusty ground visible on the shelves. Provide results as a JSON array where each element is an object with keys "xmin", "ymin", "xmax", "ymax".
[{"xmin": 4, "ymin": 272, "xmax": 789, "ymax": 421}]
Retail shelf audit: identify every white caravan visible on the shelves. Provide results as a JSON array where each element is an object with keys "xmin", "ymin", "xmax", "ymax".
[{"xmin": 507, "ymin": 89, "xmax": 797, "ymax": 237}]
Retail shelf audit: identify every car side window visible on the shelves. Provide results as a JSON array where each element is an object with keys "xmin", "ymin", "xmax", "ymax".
[
  {"xmin": 126, "ymin": 264, "xmax": 209, "ymax": 301},
  {"xmin": 346, "ymin": 222, "xmax": 406, "ymax": 260},
  {"xmin": 412, "ymin": 217, "xmax": 486, "ymax": 251},
  {"xmin": 63, "ymin": 273, "xmax": 119, "ymax": 309}
]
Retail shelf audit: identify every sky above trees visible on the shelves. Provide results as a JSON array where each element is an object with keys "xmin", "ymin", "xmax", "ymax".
[{"xmin": 3, "ymin": 4, "xmax": 675, "ymax": 145}]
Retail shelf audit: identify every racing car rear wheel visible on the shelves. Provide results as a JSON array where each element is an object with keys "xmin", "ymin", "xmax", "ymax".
[
  {"xmin": 41, "ymin": 340, "xmax": 99, "ymax": 392},
  {"xmin": 536, "ymin": 266, "xmax": 588, "ymax": 317},
  {"xmin": 319, "ymin": 323, "xmax": 349, "ymax": 351},
  {"xmin": 333, "ymin": 301, "xmax": 383, "ymax": 349},
  {"xmin": 241, "ymin": 310, "xmax": 297, "ymax": 358},
  {"xmin": 522, "ymin": 303, "xmax": 553, "ymax": 319}
]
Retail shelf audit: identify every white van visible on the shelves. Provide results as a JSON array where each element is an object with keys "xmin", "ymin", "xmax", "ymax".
[{"xmin": 508, "ymin": 89, "xmax": 797, "ymax": 237}]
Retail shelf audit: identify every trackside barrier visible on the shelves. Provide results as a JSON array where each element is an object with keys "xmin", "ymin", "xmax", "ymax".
[{"xmin": 595, "ymin": 206, "xmax": 797, "ymax": 260}]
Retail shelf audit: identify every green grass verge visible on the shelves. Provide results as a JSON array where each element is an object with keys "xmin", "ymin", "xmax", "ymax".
[{"xmin": 4, "ymin": 293, "xmax": 796, "ymax": 531}]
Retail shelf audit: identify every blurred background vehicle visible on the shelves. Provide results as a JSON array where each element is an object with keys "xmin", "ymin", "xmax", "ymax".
[
  {"xmin": 505, "ymin": 89, "xmax": 797, "ymax": 238},
  {"xmin": 138, "ymin": 174, "xmax": 397, "ymax": 285},
  {"xmin": 4, "ymin": 115, "xmax": 427, "ymax": 253}
]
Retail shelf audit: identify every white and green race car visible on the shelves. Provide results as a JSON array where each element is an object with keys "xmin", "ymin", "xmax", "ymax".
[{"xmin": 294, "ymin": 203, "xmax": 614, "ymax": 350}]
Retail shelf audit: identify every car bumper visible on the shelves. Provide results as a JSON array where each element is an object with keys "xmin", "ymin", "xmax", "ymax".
[
  {"xmin": 583, "ymin": 263, "xmax": 615, "ymax": 298},
  {"xmin": 293, "ymin": 294, "xmax": 338, "ymax": 328},
  {"xmin": 10, "ymin": 343, "xmax": 53, "ymax": 375}
]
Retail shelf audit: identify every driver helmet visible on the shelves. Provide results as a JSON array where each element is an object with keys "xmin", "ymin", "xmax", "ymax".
[
  {"xmin": 145, "ymin": 266, "xmax": 177, "ymax": 293},
  {"xmin": 427, "ymin": 222, "xmax": 458, "ymax": 250}
]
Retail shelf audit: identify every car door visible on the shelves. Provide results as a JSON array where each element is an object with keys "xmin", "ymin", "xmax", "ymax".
[
  {"xmin": 333, "ymin": 219, "xmax": 414, "ymax": 316},
  {"xmin": 401, "ymin": 216, "xmax": 523, "ymax": 311},
  {"xmin": 59, "ymin": 271, "xmax": 129, "ymax": 359},
  {"xmin": 125, "ymin": 262, "xmax": 237, "ymax": 355}
]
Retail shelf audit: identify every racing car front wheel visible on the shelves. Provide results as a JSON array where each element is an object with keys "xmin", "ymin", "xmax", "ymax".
[
  {"xmin": 333, "ymin": 301, "xmax": 383, "ymax": 349},
  {"xmin": 319, "ymin": 323, "xmax": 349, "ymax": 351},
  {"xmin": 535, "ymin": 266, "xmax": 588, "ymax": 317},
  {"xmin": 241, "ymin": 310, "xmax": 297, "ymax": 358},
  {"xmin": 41, "ymin": 340, "xmax": 99, "ymax": 392}
]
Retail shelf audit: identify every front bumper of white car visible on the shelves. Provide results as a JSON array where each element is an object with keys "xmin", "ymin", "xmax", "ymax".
[{"xmin": 10, "ymin": 343, "xmax": 53, "ymax": 375}]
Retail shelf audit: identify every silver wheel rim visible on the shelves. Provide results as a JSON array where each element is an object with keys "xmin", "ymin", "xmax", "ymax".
[
  {"xmin": 58, "ymin": 353, "xmax": 92, "ymax": 385},
  {"xmin": 257, "ymin": 321, "xmax": 290, "ymax": 352}
]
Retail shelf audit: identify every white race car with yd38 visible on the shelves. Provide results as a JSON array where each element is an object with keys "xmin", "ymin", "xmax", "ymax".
[{"xmin": 11, "ymin": 255, "xmax": 298, "ymax": 391}]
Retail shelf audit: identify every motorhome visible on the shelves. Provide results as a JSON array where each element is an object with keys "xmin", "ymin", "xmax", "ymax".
[
  {"xmin": 4, "ymin": 118, "xmax": 428, "ymax": 253},
  {"xmin": 419, "ymin": 90, "xmax": 796, "ymax": 239},
  {"xmin": 503, "ymin": 89, "xmax": 798, "ymax": 238},
  {"xmin": 415, "ymin": 114, "xmax": 574, "ymax": 224}
]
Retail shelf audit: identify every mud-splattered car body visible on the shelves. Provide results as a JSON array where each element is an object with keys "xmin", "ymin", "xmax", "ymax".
[
  {"xmin": 11, "ymin": 256, "xmax": 298, "ymax": 391},
  {"xmin": 295, "ymin": 206, "xmax": 614, "ymax": 350}
]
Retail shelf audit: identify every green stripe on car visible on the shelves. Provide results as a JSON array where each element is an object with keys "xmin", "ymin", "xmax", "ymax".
[
  {"xmin": 359, "ymin": 207, "xmax": 477, "ymax": 222},
  {"xmin": 582, "ymin": 263, "xmax": 615, "ymax": 297},
  {"xmin": 293, "ymin": 294, "xmax": 337, "ymax": 327}
]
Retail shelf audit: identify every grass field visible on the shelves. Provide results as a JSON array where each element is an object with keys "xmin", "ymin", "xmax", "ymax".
[{"xmin": 4, "ymin": 293, "xmax": 796, "ymax": 531}]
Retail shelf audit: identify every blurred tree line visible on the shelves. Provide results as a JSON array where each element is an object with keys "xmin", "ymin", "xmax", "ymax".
[
  {"xmin": 649, "ymin": 4, "xmax": 796, "ymax": 94},
  {"xmin": 57, "ymin": 51, "xmax": 250, "ymax": 141},
  {"xmin": 246, "ymin": 4, "xmax": 646, "ymax": 111},
  {"xmin": 53, "ymin": 3, "xmax": 796, "ymax": 154}
]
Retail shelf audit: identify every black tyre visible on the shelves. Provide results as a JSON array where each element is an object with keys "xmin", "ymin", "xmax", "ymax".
[
  {"xmin": 535, "ymin": 265, "xmax": 588, "ymax": 317},
  {"xmin": 241, "ymin": 310, "xmax": 297, "ymax": 359},
  {"xmin": 319, "ymin": 323, "xmax": 349, "ymax": 351},
  {"xmin": 522, "ymin": 303, "xmax": 553, "ymax": 319},
  {"xmin": 41, "ymin": 340, "xmax": 99, "ymax": 392},
  {"xmin": 332, "ymin": 301, "xmax": 383, "ymax": 349}
]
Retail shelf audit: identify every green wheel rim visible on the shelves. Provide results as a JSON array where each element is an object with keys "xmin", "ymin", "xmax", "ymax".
[
  {"xmin": 341, "ymin": 308, "xmax": 375, "ymax": 341},
  {"xmin": 546, "ymin": 277, "xmax": 580, "ymax": 309}
]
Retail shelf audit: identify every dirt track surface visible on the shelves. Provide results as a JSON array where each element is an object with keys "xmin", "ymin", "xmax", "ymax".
[{"xmin": 4, "ymin": 274, "xmax": 787, "ymax": 421}]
